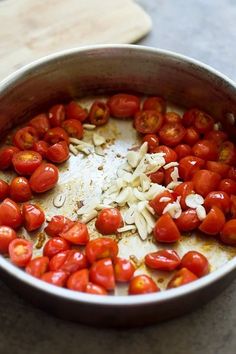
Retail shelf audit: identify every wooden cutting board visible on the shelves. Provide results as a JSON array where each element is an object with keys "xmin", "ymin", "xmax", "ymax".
[{"xmin": 0, "ymin": 0, "xmax": 151, "ymax": 80}]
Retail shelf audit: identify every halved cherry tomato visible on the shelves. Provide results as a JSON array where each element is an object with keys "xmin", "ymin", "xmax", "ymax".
[
  {"xmin": 46, "ymin": 141, "xmax": 69, "ymax": 164},
  {"xmin": 86, "ymin": 282, "xmax": 108, "ymax": 295},
  {"xmin": 114, "ymin": 257, "xmax": 135, "ymax": 282},
  {"xmin": 145, "ymin": 250, "xmax": 180, "ymax": 271},
  {"xmin": 29, "ymin": 113, "xmax": 50, "ymax": 137},
  {"xmin": 230, "ymin": 195, "xmax": 236, "ymax": 218},
  {"xmin": 49, "ymin": 249, "xmax": 87, "ymax": 273},
  {"xmin": 174, "ymin": 181, "xmax": 195, "ymax": 209},
  {"xmin": 182, "ymin": 109, "xmax": 199, "ymax": 127},
  {"xmin": 149, "ymin": 190, "xmax": 175, "ymax": 215},
  {"xmin": 192, "ymin": 140, "xmax": 218, "ymax": 161},
  {"xmin": 67, "ymin": 269, "xmax": 89, "ymax": 291},
  {"xmin": 153, "ymin": 145, "xmax": 177, "ymax": 164},
  {"xmin": 85, "ymin": 237, "xmax": 118, "ymax": 264},
  {"xmin": 41, "ymin": 270, "xmax": 68, "ymax": 287},
  {"xmin": 204, "ymin": 191, "xmax": 231, "ymax": 213},
  {"xmin": 174, "ymin": 144, "xmax": 192, "ymax": 160},
  {"xmin": 148, "ymin": 169, "xmax": 164, "ymax": 184},
  {"xmin": 13, "ymin": 126, "xmax": 39, "ymax": 150},
  {"xmin": 183, "ymin": 127, "xmax": 200, "ymax": 146},
  {"xmin": 95, "ymin": 208, "xmax": 123, "ymax": 235},
  {"xmin": 206, "ymin": 161, "xmax": 230, "ymax": 178},
  {"xmin": 128, "ymin": 274, "xmax": 159, "ymax": 295},
  {"xmin": 0, "ymin": 146, "xmax": 20, "ymax": 170},
  {"xmin": 175, "ymin": 209, "xmax": 201, "ymax": 232},
  {"xmin": 89, "ymin": 258, "xmax": 115, "ymax": 290},
  {"xmin": 9, "ymin": 238, "xmax": 33, "ymax": 267},
  {"xmin": 228, "ymin": 167, "xmax": 236, "ymax": 181},
  {"xmin": 0, "ymin": 226, "xmax": 17, "ymax": 253},
  {"xmin": 108, "ymin": 94, "xmax": 140, "ymax": 119},
  {"xmin": 60, "ymin": 221, "xmax": 89, "ymax": 245},
  {"xmin": 29, "ymin": 163, "xmax": 59, "ymax": 193},
  {"xmin": 219, "ymin": 179, "xmax": 236, "ymax": 195},
  {"xmin": 199, "ymin": 206, "xmax": 225, "ymax": 235},
  {"xmin": 153, "ymin": 213, "xmax": 181, "ymax": 243},
  {"xmin": 43, "ymin": 237, "xmax": 70, "ymax": 258},
  {"xmin": 220, "ymin": 219, "xmax": 236, "ymax": 245},
  {"xmin": 205, "ymin": 130, "xmax": 228, "ymax": 147},
  {"xmin": 44, "ymin": 127, "xmax": 69, "ymax": 145},
  {"xmin": 143, "ymin": 96, "xmax": 166, "ymax": 114},
  {"xmin": 0, "ymin": 198, "xmax": 23, "ymax": 229},
  {"xmin": 142, "ymin": 134, "xmax": 159, "ymax": 153},
  {"xmin": 22, "ymin": 203, "xmax": 45, "ymax": 232},
  {"xmin": 33, "ymin": 140, "xmax": 49, "ymax": 159},
  {"xmin": 193, "ymin": 110, "xmax": 214, "ymax": 133},
  {"xmin": 165, "ymin": 112, "xmax": 181, "ymax": 124},
  {"xmin": 159, "ymin": 123, "xmax": 186, "ymax": 147},
  {"xmin": 25, "ymin": 256, "xmax": 49, "ymax": 278},
  {"xmin": 65, "ymin": 101, "xmax": 88, "ymax": 122},
  {"xmin": 0, "ymin": 179, "xmax": 9, "ymax": 201},
  {"xmin": 10, "ymin": 177, "xmax": 32, "ymax": 203},
  {"xmin": 192, "ymin": 170, "xmax": 221, "ymax": 197},
  {"xmin": 134, "ymin": 110, "xmax": 164, "ymax": 134},
  {"xmin": 12, "ymin": 150, "xmax": 42, "ymax": 175},
  {"xmin": 89, "ymin": 101, "xmax": 110, "ymax": 126},
  {"xmin": 218, "ymin": 141, "xmax": 236, "ymax": 165},
  {"xmin": 164, "ymin": 166, "xmax": 177, "ymax": 186},
  {"xmin": 167, "ymin": 268, "xmax": 198, "ymax": 288},
  {"xmin": 178, "ymin": 156, "xmax": 205, "ymax": 181},
  {"xmin": 62, "ymin": 119, "xmax": 84, "ymax": 139},
  {"xmin": 48, "ymin": 104, "xmax": 65, "ymax": 127},
  {"xmin": 181, "ymin": 251, "xmax": 209, "ymax": 277},
  {"xmin": 45, "ymin": 215, "xmax": 74, "ymax": 237}
]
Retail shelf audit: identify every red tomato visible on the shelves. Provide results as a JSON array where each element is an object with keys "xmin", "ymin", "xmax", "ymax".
[
  {"xmin": 0, "ymin": 179, "xmax": 9, "ymax": 201},
  {"xmin": 60, "ymin": 221, "xmax": 89, "ymax": 245},
  {"xmin": 148, "ymin": 169, "xmax": 165, "ymax": 184},
  {"xmin": 48, "ymin": 104, "xmax": 65, "ymax": 127},
  {"xmin": 49, "ymin": 249, "xmax": 87, "ymax": 273},
  {"xmin": 89, "ymin": 101, "xmax": 110, "ymax": 126},
  {"xmin": 206, "ymin": 161, "xmax": 230, "ymax": 178},
  {"xmin": 230, "ymin": 195, "xmax": 236, "ymax": 218},
  {"xmin": 192, "ymin": 170, "xmax": 221, "ymax": 197},
  {"xmin": 153, "ymin": 213, "xmax": 181, "ymax": 243},
  {"xmin": 0, "ymin": 198, "xmax": 22, "ymax": 229},
  {"xmin": 220, "ymin": 219, "xmax": 236, "ymax": 245},
  {"xmin": 165, "ymin": 112, "xmax": 182, "ymax": 124},
  {"xmin": 22, "ymin": 203, "xmax": 45, "ymax": 232},
  {"xmin": 25, "ymin": 256, "xmax": 49, "ymax": 278},
  {"xmin": 10, "ymin": 177, "xmax": 32, "ymax": 203},
  {"xmin": 85, "ymin": 237, "xmax": 118, "ymax": 264},
  {"xmin": 193, "ymin": 110, "xmax": 214, "ymax": 133},
  {"xmin": 142, "ymin": 134, "xmax": 159, "ymax": 153},
  {"xmin": 0, "ymin": 226, "xmax": 17, "ymax": 253},
  {"xmin": 13, "ymin": 126, "xmax": 39, "ymax": 150},
  {"xmin": 46, "ymin": 141, "xmax": 69, "ymax": 164},
  {"xmin": 45, "ymin": 215, "xmax": 74, "ymax": 237},
  {"xmin": 174, "ymin": 181, "xmax": 195, "ymax": 209},
  {"xmin": 218, "ymin": 141, "xmax": 236, "ymax": 165},
  {"xmin": 62, "ymin": 119, "xmax": 84, "ymax": 139},
  {"xmin": 33, "ymin": 140, "xmax": 49, "ymax": 159},
  {"xmin": 199, "ymin": 206, "xmax": 225, "ymax": 235},
  {"xmin": 67, "ymin": 269, "xmax": 89, "ymax": 291},
  {"xmin": 174, "ymin": 144, "xmax": 192, "ymax": 160},
  {"xmin": 145, "ymin": 250, "xmax": 180, "ymax": 271},
  {"xmin": 204, "ymin": 191, "xmax": 231, "ymax": 213},
  {"xmin": 143, "ymin": 96, "xmax": 166, "ymax": 114},
  {"xmin": 86, "ymin": 282, "xmax": 108, "ymax": 295},
  {"xmin": 154, "ymin": 145, "xmax": 177, "ymax": 164},
  {"xmin": 66, "ymin": 101, "xmax": 88, "ymax": 122},
  {"xmin": 175, "ymin": 209, "xmax": 201, "ymax": 232},
  {"xmin": 0, "ymin": 146, "xmax": 20, "ymax": 170},
  {"xmin": 164, "ymin": 166, "xmax": 177, "ymax": 186},
  {"xmin": 167, "ymin": 268, "xmax": 198, "ymax": 288},
  {"xmin": 182, "ymin": 109, "xmax": 199, "ymax": 127},
  {"xmin": 149, "ymin": 190, "xmax": 175, "ymax": 215},
  {"xmin": 181, "ymin": 251, "xmax": 209, "ymax": 277},
  {"xmin": 128, "ymin": 274, "xmax": 159, "ymax": 295},
  {"xmin": 114, "ymin": 257, "xmax": 135, "ymax": 282},
  {"xmin": 12, "ymin": 150, "xmax": 42, "ymax": 175},
  {"xmin": 43, "ymin": 237, "xmax": 70, "ymax": 258},
  {"xmin": 179, "ymin": 156, "xmax": 205, "ymax": 181},
  {"xmin": 41, "ymin": 270, "xmax": 68, "ymax": 287},
  {"xmin": 29, "ymin": 163, "xmax": 59, "ymax": 193},
  {"xmin": 29, "ymin": 113, "xmax": 50, "ymax": 137},
  {"xmin": 89, "ymin": 258, "xmax": 115, "ymax": 290},
  {"xmin": 183, "ymin": 127, "xmax": 200, "ymax": 146},
  {"xmin": 228, "ymin": 166, "xmax": 236, "ymax": 181},
  {"xmin": 134, "ymin": 110, "xmax": 164, "ymax": 134},
  {"xmin": 108, "ymin": 94, "xmax": 140, "ymax": 119},
  {"xmin": 205, "ymin": 130, "xmax": 228, "ymax": 147},
  {"xmin": 219, "ymin": 179, "xmax": 236, "ymax": 195},
  {"xmin": 44, "ymin": 127, "xmax": 69, "ymax": 145},
  {"xmin": 95, "ymin": 208, "xmax": 123, "ymax": 235},
  {"xmin": 192, "ymin": 140, "xmax": 218, "ymax": 161},
  {"xmin": 9, "ymin": 238, "xmax": 33, "ymax": 267},
  {"xmin": 159, "ymin": 123, "xmax": 186, "ymax": 147}
]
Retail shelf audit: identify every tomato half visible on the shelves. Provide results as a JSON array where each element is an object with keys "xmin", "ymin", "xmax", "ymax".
[
  {"xmin": 167, "ymin": 268, "xmax": 198, "ymax": 288},
  {"xmin": 153, "ymin": 213, "xmax": 181, "ymax": 243},
  {"xmin": 206, "ymin": 161, "xmax": 230, "ymax": 178},
  {"xmin": 143, "ymin": 96, "xmax": 166, "ymax": 114},
  {"xmin": 145, "ymin": 250, "xmax": 180, "ymax": 271},
  {"xmin": 228, "ymin": 166, "xmax": 236, "ymax": 181},
  {"xmin": 89, "ymin": 258, "xmax": 115, "ymax": 290},
  {"xmin": 174, "ymin": 144, "xmax": 192, "ymax": 160},
  {"xmin": 219, "ymin": 178, "xmax": 236, "ymax": 195},
  {"xmin": 192, "ymin": 169, "xmax": 221, "ymax": 197},
  {"xmin": 29, "ymin": 163, "xmax": 59, "ymax": 193},
  {"xmin": 12, "ymin": 150, "xmax": 42, "ymax": 175},
  {"xmin": 44, "ymin": 127, "xmax": 69, "ymax": 145},
  {"xmin": 153, "ymin": 145, "xmax": 177, "ymax": 164},
  {"xmin": 45, "ymin": 215, "xmax": 74, "ymax": 237},
  {"xmin": 62, "ymin": 119, "xmax": 84, "ymax": 139},
  {"xmin": 9, "ymin": 238, "xmax": 33, "ymax": 267},
  {"xmin": 205, "ymin": 130, "xmax": 228, "ymax": 147},
  {"xmin": 43, "ymin": 237, "xmax": 70, "ymax": 258},
  {"xmin": 218, "ymin": 141, "xmax": 236, "ymax": 165},
  {"xmin": 159, "ymin": 123, "xmax": 186, "ymax": 147},
  {"xmin": 178, "ymin": 156, "xmax": 205, "ymax": 181},
  {"xmin": 25, "ymin": 256, "xmax": 49, "ymax": 278},
  {"xmin": 182, "ymin": 109, "xmax": 198, "ymax": 127},
  {"xmin": 67, "ymin": 269, "xmax": 89, "ymax": 291},
  {"xmin": 0, "ymin": 146, "xmax": 20, "ymax": 170},
  {"xmin": 199, "ymin": 206, "xmax": 225, "ymax": 235},
  {"xmin": 114, "ymin": 257, "xmax": 135, "ymax": 282},
  {"xmin": 175, "ymin": 209, "xmax": 201, "ymax": 232},
  {"xmin": 183, "ymin": 127, "xmax": 200, "ymax": 146},
  {"xmin": 85, "ymin": 237, "xmax": 118, "ymax": 264},
  {"xmin": 220, "ymin": 219, "xmax": 236, "ymax": 245},
  {"xmin": 165, "ymin": 112, "xmax": 181, "ymax": 124},
  {"xmin": 95, "ymin": 208, "xmax": 123, "ymax": 235},
  {"xmin": 181, "ymin": 251, "xmax": 209, "ymax": 277},
  {"xmin": 0, "ymin": 226, "xmax": 17, "ymax": 253},
  {"xmin": 29, "ymin": 113, "xmax": 50, "ymax": 137},
  {"xmin": 49, "ymin": 249, "xmax": 88, "ymax": 273},
  {"xmin": 66, "ymin": 101, "xmax": 88, "ymax": 122},
  {"xmin": 22, "ymin": 203, "xmax": 45, "ymax": 232},
  {"xmin": 0, "ymin": 198, "xmax": 23, "ymax": 229},
  {"xmin": 148, "ymin": 169, "xmax": 164, "ymax": 184},
  {"xmin": 48, "ymin": 104, "xmax": 65, "ymax": 127},
  {"xmin": 204, "ymin": 191, "xmax": 231, "ymax": 213},
  {"xmin": 193, "ymin": 110, "xmax": 214, "ymax": 133},
  {"xmin": 192, "ymin": 139, "xmax": 218, "ymax": 161},
  {"xmin": 10, "ymin": 177, "xmax": 32, "ymax": 203},
  {"xmin": 13, "ymin": 126, "xmax": 39, "ymax": 150},
  {"xmin": 108, "ymin": 94, "xmax": 140, "ymax": 119},
  {"xmin": 86, "ymin": 282, "xmax": 108, "ymax": 295},
  {"xmin": 0, "ymin": 179, "xmax": 9, "ymax": 201},
  {"xmin": 60, "ymin": 221, "xmax": 89, "ymax": 245},
  {"xmin": 89, "ymin": 101, "xmax": 110, "ymax": 126},
  {"xmin": 142, "ymin": 134, "xmax": 159, "ymax": 153},
  {"xmin": 33, "ymin": 140, "xmax": 49, "ymax": 159},
  {"xmin": 46, "ymin": 141, "xmax": 69, "ymax": 164},
  {"xmin": 134, "ymin": 110, "xmax": 164, "ymax": 134},
  {"xmin": 149, "ymin": 190, "xmax": 175, "ymax": 215},
  {"xmin": 128, "ymin": 274, "xmax": 159, "ymax": 295},
  {"xmin": 174, "ymin": 181, "xmax": 195, "ymax": 209},
  {"xmin": 41, "ymin": 270, "xmax": 68, "ymax": 287}
]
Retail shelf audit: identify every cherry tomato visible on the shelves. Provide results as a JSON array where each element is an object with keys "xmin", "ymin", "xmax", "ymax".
[
  {"xmin": 41, "ymin": 270, "xmax": 68, "ymax": 287},
  {"xmin": 65, "ymin": 101, "xmax": 88, "ymax": 122},
  {"xmin": 45, "ymin": 215, "xmax": 74, "ymax": 237},
  {"xmin": 228, "ymin": 166, "xmax": 236, "ymax": 181},
  {"xmin": 108, "ymin": 94, "xmax": 140, "ymax": 119},
  {"xmin": 95, "ymin": 208, "xmax": 123, "ymax": 235},
  {"xmin": 159, "ymin": 122, "xmax": 186, "ymax": 147},
  {"xmin": 62, "ymin": 119, "xmax": 84, "ymax": 139},
  {"xmin": 44, "ymin": 127, "xmax": 69, "ymax": 145},
  {"xmin": 218, "ymin": 141, "xmax": 236, "ymax": 165},
  {"xmin": 230, "ymin": 195, "xmax": 236, "ymax": 218},
  {"xmin": 134, "ymin": 110, "xmax": 164, "ymax": 134},
  {"xmin": 0, "ymin": 179, "xmax": 9, "ymax": 201},
  {"xmin": 89, "ymin": 258, "xmax": 115, "ymax": 290},
  {"xmin": 165, "ymin": 112, "xmax": 181, "ymax": 124},
  {"xmin": 46, "ymin": 141, "xmax": 69, "ymax": 164},
  {"xmin": 153, "ymin": 213, "xmax": 181, "ymax": 243},
  {"xmin": 206, "ymin": 161, "xmax": 230, "ymax": 178},
  {"xmin": 192, "ymin": 140, "xmax": 218, "ymax": 161},
  {"xmin": 175, "ymin": 209, "xmax": 201, "ymax": 232},
  {"xmin": 205, "ymin": 130, "xmax": 228, "ymax": 147},
  {"xmin": 86, "ymin": 282, "xmax": 108, "ymax": 295},
  {"xmin": 49, "ymin": 249, "xmax": 87, "ymax": 273},
  {"xmin": 33, "ymin": 140, "xmax": 49, "ymax": 159},
  {"xmin": 154, "ymin": 145, "xmax": 177, "ymax": 164},
  {"xmin": 0, "ymin": 226, "xmax": 17, "ymax": 253},
  {"xmin": 174, "ymin": 181, "xmax": 195, "ymax": 209},
  {"xmin": 89, "ymin": 101, "xmax": 110, "ymax": 126},
  {"xmin": 128, "ymin": 274, "xmax": 159, "ymax": 295},
  {"xmin": 142, "ymin": 134, "xmax": 159, "ymax": 153},
  {"xmin": 199, "ymin": 206, "xmax": 225, "ymax": 235},
  {"xmin": 29, "ymin": 163, "xmax": 59, "ymax": 193},
  {"xmin": 0, "ymin": 198, "xmax": 23, "ymax": 229},
  {"xmin": 48, "ymin": 104, "xmax": 65, "ymax": 127},
  {"xmin": 219, "ymin": 179, "xmax": 236, "ymax": 195},
  {"xmin": 114, "ymin": 257, "xmax": 135, "ymax": 282},
  {"xmin": 12, "ymin": 150, "xmax": 42, "ymax": 175},
  {"xmin": 9, "ymin": 177, "xmax": 32, "ymax": 203},
  {"xmin": 192, "ymin": 170, "xmax": 221, "ymax": 197},
  {"xmin": 148, "ymin": 169, "xmax": 165, "ymax": 184},
  {"xmin": 67, "ymin": 269, "xmax": 89, "ymax": 291},
  {"xmin": 85, "ymin": 237, "xmax": 118, "ymax": 264},
  {"xmin": 43, "ymin": 237, "xmax": 70, "ymax": 258},
  {"xmin": 167, "ymin": 268, "xmax": 198, "ymax": 288},
  {"xmin": 9, "ymin": 238, "xmax": 33, "ymax": 267},
  {"xmin": 220, "ymin": 219, "xmax": 236, "ymax": 245},
  {"xmin": 60, "ymin": 221, "xmax": 89, "ymax": 245},
  {"xmin": 181, "ymin": 251, "xmax": 209, "ymax": 277},
  {"xmin": 204, "ymin": 191, "xmax": 231, "ymax": 213},
  {"xmin": 0, "ymin": 146, "xmax": 20, "ymax": 170},
  {"xmin": 13, "ymin": 126, "xmax": 39, "ymax": 150},
  {"xmin": 145, "ymin": 250, "xmax": 180, "ymax": 271},
  {"xmin": 149, "ymin": 190, "xmax": 175, "ymax": 215},
  {"xmin": 193, "ymin": 110, "xmax": 214, "ymax": 133},
  {"xmin": 164, "ymin": 166, "xmax": 177, "ymax": 186},
  {"xmin": 183, "ymin": 127, "xmax": 200, "ymax": 146},
  {"xmin": 29, "ymin": 113, "xmax": 50, "ymax": 137},
  {"xmin": 178, "ymin": 156, "xmax": 205, "ymax": 181},
  {"xmin": 22, "ymin": 203, "xmax": 45, "ymax": 232},
  {"xmin": 182, "ymin": 109, "xmax": 199, "ymax": 127},
  {"xmin": 143, "ymin": 96, "xmax": 166, "ymax": 114},
  {"xmin": 174, "ymin": 144, "xmax": 192, "ymax": 160},
  {"xmin": 25, "ymin": 256, "xmax": 49, "ymax": 278}
]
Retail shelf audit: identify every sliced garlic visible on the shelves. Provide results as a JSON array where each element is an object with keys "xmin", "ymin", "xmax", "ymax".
[
  {"xmin": 145, "ymin": 203, "xmax": 155, "ymax": 215},
  {"xmin": 69, "ymin": 144, "xmax": 79, "ymax": 156},
  {"xmin": 162, "ymin": 200, "xmax": 182, "ymax": 219},
  {"xmin": 159, "ymin": 196, "xmax": 172, "ymax": 203},
  {"xmin": 92, "ymin": 133, "xmax": 106, "ymax": 146},
  {"xmin": 69, "ymin": 137, "xmax": 93, "ymax": 147},
  {"xmin": 133, "ymin": 188, "xmax": 146, "ymax": 201},
  {"xmin": 83, "ymin": 124, "xmax": 96, "ymax": 130},
  {"xmin": 196, "ymin": 205, "xmax": 207, "ymax": 221},
  {"xmin": 140, "ymin": 173, "xmax": 151, "ymax": 192},
  {"xmin": 185, "ymin": 194, "xmax": 204, "ymax": 209},
  {"xmin": 53, "ymin": 193, "xmax": 66, "ymax": 208},
  {"xmin": 94, "ymin": 146, "xmax": 105, "ymax": 156},
  {"xmin": 170, "ymin": 166, "xmax": 179, "ymax": 182},
  {"xmin": 76, "ymin": 146, "xmax": 91, "ymax": 155},
  {"xmin": 117, "ymin": 225, "xmax": 136, "ymax": 233},
  {"xmin": 81, "ymin": 210, "xmax": 98, "ymax": 223},
  {"xmin": 166, "ymin": 181, "xmax": 182, "ymax": 190},
  {"xmin": 163, "ymin": 161, "xmax": 179, "ymax": 170},
  {"xmin": 126, "ymin": 151, "xmax": 140, "ymax": 168},
  {"xmin": 134, "ymin": 210, "xmax": 148, "ymax": 240},
  {"xmin": 116, "ymin": 187, "xmax": 132, "ymax": 204}
]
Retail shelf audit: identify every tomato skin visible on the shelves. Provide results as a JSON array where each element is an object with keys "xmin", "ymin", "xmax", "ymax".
[
  {"xmin": 199, "ymin": 206, "xmax": 225, "ymax": 235},
  {"xmin": 193, "ymin": 110, "xmax": 214, "ymax": 134},
  {"xmin": 167, "ymin": 268, "xmax": 198, "ymax": 289},
  {"xmin": 10, "ymin": 177, "xmax": 32, "ymax": 203},
  {"xmin": 174, "ymin": 144, "xmax": 192, "ymax": 160},
  {"xmin": 48, "ymin": 104, "xmax": 65, "ymax": 127},
  {"xmin": 89, "ymin": 101, "xmax": 110, "ymax": 126},
  {"xmin": 41, "ymin": 270, "xmax": 68, "ymax": 287},
  {"xmin": 89, "ymin": 258, "xmax": 115, "ymax": 290},
  {"xmin": 0, "ymin": 146, "xmax": 20, "ymax": 170},
  {"xmin": 62, "ymin": 119, "xmax": 84, "ymax": 139},
  {"xmin": 143, "ymin": 96, "xmax": 166, "ymax": 114},
  {"xmin": 29, "ymin": 163, "xmax": 59, "ymax": 193},
  {"xmin": 13, "ymin": 127, "xmax": 39, "ymax": 150},
  {"xmin": 108, "ymin": 94, "xmax": 140, "ymax": 119},
  {"xmin": 0, "ymin": 198, "xmax": 23, "ymax": 229},
  {"xmin": 175, "ymin": 209, "xmax": 201, "ymax": 232},
  {"xmin": 192, "ymin": 139, "xmax": 218, "ymax": 161},
  {"xmin": 66, "ymin": 101, "xmax": 88, "ymax": 122},
  {"xmin": 12, "ymin": 150, "xmax": 42, "ymax": 176},
  {"xmin": 129, "ymin": 275, "xmax": 159, "ymax": 295},
  {"xmin": 45, "ymin": 215, "xmax": 74, "ymax": 237},
  {"xmin": 183, "ymin": 127, "xmax": 200, "ymax": 146},
  {"xmin": 218, "ymin": 141, "xmax": 236, "ymax": 165},
  {"xmin": 219, "ymin": 179, "xmax": 236, "ymax": 195},
  {"xmin": 154, "ymin": 145, "xmax": 177, "ymax": 164},
  {"xmin": 228, "ymin": 167, "xmax": 236, "ymax": 181},
  {"xmin": 192, "ymin": 169, "xmax": 221, "ymax": 197},
  {"xmin": 204, "ymin": 191, "xmax": 231, "ymax": 213},
  {"xmin": 165, "ymin": 112, "xmax": 181, "ymax": 124},
  {"xmin": 22, "ymin": 203, "xmax": 45, "ymax": 232},
  {"xmin": 164, "ymin": 166, "xmax": 176, "ymax": 186},
  {"xmin": 149, "ymin": 190, "xmax": 175, "ymax": 215},
  {"xmin": 148, "ymin": 169, "xmax": 164, "ymax": 184},
  {"xmin": 44, "ymin": 127, "xmax": 69, "ymax": 145},
  {"xmin": 86, "ymin": 282, "xmax": 108, "ymax": 295},
  {"xmin": 142, "ymin": 134, "xmax": 159, "ymax": 153},
  {"xmin": 159, "ymin": 122, "xmax": 186, "ymax": 147},
  {"xmin": 9, "ymin": 238, "xmax": 33, "ymax": 267},
  {"xmin": 230, "ymin": 195, "xmax": 236, "ymax": 218},
  {"xmin": 181, "ymin": 251, "xmax": 209, "ymax": 277},
  {"xmin": 114, "ymin": 257, "xmax": 135, "ymax": 282},
  {"xmin": 220, "ymin": 219, "xmax": 236, "ymax": 245},
  {"xmin": 95, "ymin": 208, "xmax": 123, "ymax": 235},
  {"xmin": 205, "ymin": 130, "xmax": 228, "ymax": 147},
  {"xmin": 0, "ymin": 179, "xmax": 9, "ymax": 201},
  {"xmin": 145, "ymin": 250, "xmax": 180, "ymax": 271},
  {"xmin": 49, "ymin": 249, "xmax": 88, "ymax": 273},
  {"xmin": 43, "ymin": 237, "xmax": 70, "ymax": 258},
  {"xmin": 60, "ymin": 221, "xmax": 89, "ymax": 245},
  {"xmin": 33, "ymin": 140, "xmax": 49, "ymax": 159},
  {"xmin": 85, "ymin": 237, "xmax": 118, "ymax": 264},
  {"xmin": 206, "ymin": 161, "xmax": 230, "ymax": 178},
  {"xmin": 174, "ymin": 181, "xmax": 195, "ymax": 209},
  {"xmin": 134, "ymin": 110, "xmax": 164, "ymax": 134},
  {"xmin": 29, "ymin": 114, "xmax": 50, "ymax": 137},
  {"xmin": 67, "ymin": 269, "xmax": 89, "ymax": 291},
  {"xmin": 46, "ymin": 141, "xmax": 69, "ymax": 164},
  {"xmin": 179, "ymin": 156, "xmax": 205, "ymax": 181},
  {"xmin": 25, "ymin": 256, "xmax": 49, "ymax": 278},
  {"xmin": 0, "ymin": 226, "xmax": 17, "ymax": 253},
  {"xmin": 153, "ymin": 213, "xmax": 181, "ymax": 243},
  {"xmin": 182, "ymin": 109, "xmax": 199, "ymax": 127}
]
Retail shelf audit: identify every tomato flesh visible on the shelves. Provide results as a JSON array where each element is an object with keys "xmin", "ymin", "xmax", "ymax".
[
  {"xmin": 60, "ymin": 221, "xmax": 89, "ymax": 245},
  {"xmin": 66, "ymin": 101, "xmax": 88, "ymax": 122},
  {"xmin": 12, "ymin": 150, "xmax": 42, "ymax": 175},
  {"xmin": 143, "ymin": 96, "xmax": 166, "ymax": 114},
  {"xmin": 159, "ymin": 123, "xmax": 186, "ymax": 147},
  {"xmin": 48, "ymin": 104, "xmax": 65, "ymax": 127},
  {"xmin": 167, "ymin": 268, "xmax": 198, "ymax": 288},
  {"xmin": 129, "ymin": 274, "xmax": 159, "ymax": 295},
  {"xmin": 143, "ymin": 134, "xmax": 159, "ymax": 153},
  {"xmin": 13, "ymin": 127, "xmax": 38, "ymax": 150},
  {"xmin": 45, "ymin": 215, "xmax": 74, "ymax": 237},
  {"xmin": 62, "ymin": 119, "xmax": 84, "ymax": 139},
  {"xmin": 85, "ymin": 237, "xmax": 118, "ymax": 264},
  {"xmin": 9, "ymin": 238, "xmax": 33, "ymax": 267},
  {"xmin": 29, "ymin": 114, "xmax": 50, "ymax": 137},
  {"xmin": 22, "ymin": 203, "xmax": 45, "ymax": 232},
  {"xmin": 134, "ymin": 110, "xmax": 164, "ymax": 134},
  {"xmin": 89, "ymin": 101, "xmax": 110, "ymax": 126},
  {"xmin": 145, "ymin": 250, "xmax": 180, "ymax": 271}
]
